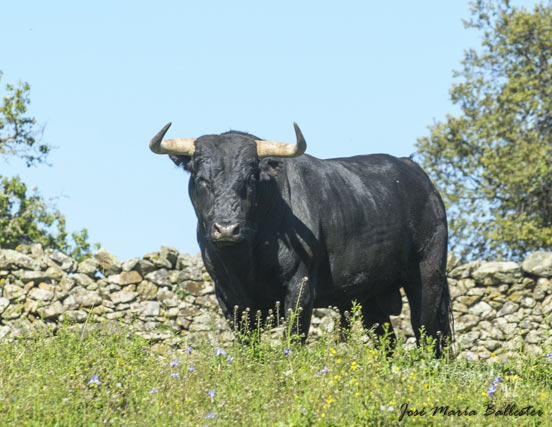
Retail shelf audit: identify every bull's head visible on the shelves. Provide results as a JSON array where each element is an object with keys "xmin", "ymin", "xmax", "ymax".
[{"xmin": 149, "ymin": 123, "xmax": 307, "ymax": 247}]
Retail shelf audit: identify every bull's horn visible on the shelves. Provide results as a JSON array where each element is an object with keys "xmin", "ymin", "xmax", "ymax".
[
  {"xmin": 255, "ymin": 122, "xmax": 307, "ymax": 158},
  {"xmin": 149, "ymin": 122, "xmax": 196, "ymax": 156}
]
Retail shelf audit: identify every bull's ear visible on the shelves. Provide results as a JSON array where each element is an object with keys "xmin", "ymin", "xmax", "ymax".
[
  {"xmin": 260, "ymin": 158, "xmax": 282, "ymax": 178},
  {"xmin": 170, "ymin": 155, "xmax": 193, "ymax": 172}
]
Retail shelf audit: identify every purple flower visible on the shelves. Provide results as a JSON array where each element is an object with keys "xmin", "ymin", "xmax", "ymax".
[
  {"xmin": 170, "ymin": 372, "xmax": 181, "ymax": 380},
  {"xmin": 227, "ymin": 355, "xmax": 234, "ymax": 364},
  {"xmin": 88, "ymin": 375, "xmax": 101, "ymax": 386},
  {"xmin": 314, "ymin": 366, "xmax": 330, "ymax": 377},
  {"xmin": 216, "ymin": 348, "xmax": 226, "ymax": 357},
  {"xmin": 186, "ymin": 345, "xmax": 193, "ymax": 355},
  {"xmin": 149, "ymin": 387, "xmax": 158, "ymax": 394},
  {"xmin": 188, "ymin": 365, "xmax": 196, "ymax": 373},
  {"xmin": 170, "ymin": 360, "xmax": 179, "ymax": 368},
  {"xmin": 467, "ymin": 354, "xmax": 473, "ymax": 361},
  {"xmin": 208, "ymin": 389, "xmax": 216, "ymax": 402},
  {"xmin": 284, "ymin": 348, "xmax": 291, "ymax": 356},
  {"xmin": 487, "ymin": 384, "xmax": 497, "ymax": 398},
  {"xmin": 206, "ymin": 413, "xmax": 216, "ymax": 419},
  {"xmin": 493, "ymin": 376, "xmax": 502, "ymax": 384},
  {"xmin": 547, "ymin": 353, "xmax": 552, "ymax": 362}
]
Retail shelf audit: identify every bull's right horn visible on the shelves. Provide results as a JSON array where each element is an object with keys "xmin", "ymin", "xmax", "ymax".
[
  {"xmin": 255, "ymin": 122, "xmax": 307, "ymax": 158},
  {"xmin": 149, "ymin": 122, "xmax": 196, "ymax": 156}
]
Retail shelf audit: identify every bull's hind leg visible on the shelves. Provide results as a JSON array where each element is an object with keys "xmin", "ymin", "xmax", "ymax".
[
  {"xmin": 361, "ymin": 299, "xmax": 396, "ymax": 351},
  {"xmin": 404, "ymin": 228, "xmax": 452, "ymax": 357}
]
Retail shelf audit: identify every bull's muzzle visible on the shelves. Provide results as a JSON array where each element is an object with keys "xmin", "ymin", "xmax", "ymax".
[{"xmin": 212, "ymin": 222, "xmax": 241, "ymax": 243}]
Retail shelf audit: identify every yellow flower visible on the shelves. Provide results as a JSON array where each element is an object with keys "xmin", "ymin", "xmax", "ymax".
[{"xmin": 330, "ymin": 348, "xmax": 337, "ymax": 355}]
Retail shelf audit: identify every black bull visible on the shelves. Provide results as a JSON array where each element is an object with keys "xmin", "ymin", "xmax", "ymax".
[{"xmin": 149, "ymin": 124, "xmax": 453, "ymax": 354}]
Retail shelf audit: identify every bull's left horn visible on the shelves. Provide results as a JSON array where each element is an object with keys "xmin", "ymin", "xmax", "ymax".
[
  {"xmin": 255, "ymin": 122, "xmax": 307, "ymax": 158},
  {"xmin": 149, "ymin": 122, "xmax": 196, "ymax": 156}
]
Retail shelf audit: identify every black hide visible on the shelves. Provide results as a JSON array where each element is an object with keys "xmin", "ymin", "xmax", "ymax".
[{"xmin": 168, "ymin": 130, "xmax": 452, "ymax": 354}]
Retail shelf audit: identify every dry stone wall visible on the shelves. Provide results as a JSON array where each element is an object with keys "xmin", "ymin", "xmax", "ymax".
[{"xmin": 0, "ymin": 245, "xmax": 551, "ymax": 360}]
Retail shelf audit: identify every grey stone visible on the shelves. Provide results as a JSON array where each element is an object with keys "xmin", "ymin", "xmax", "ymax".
[
  {"xmin": 134, "ymin": 259, "xmax": 156, "ymax": 277},
  {"xmin": 526, "ymin": 330, "xmax": 544, "ymax": 344},
  {"xmin": 137, "ymin": 281, "xmax": 158, "ymax": 299},
  {"xmin": 145, "ymin": 269, "xmax": 171, "ymax": 287},
  {"xmin": 60, "ymin": 310, "xmax": 88, "ymax": 322},
  {"xmin": 0, "ymin": 249, "xmax": 41, "ymax": 270},
  {"xmin": 143, "ymin": 252, "xmax": 172, "ymax": 269},
  {"xmin": 59, "ymin": 277, "xmax": 76, "ymax": 293},
  {"xmin": 3, "ymin": 283, "xmax": 25, "ymax": 300},
  {"xmin": 472, "ymin": 261, "xmax": 522, "ymax": 285},
  {"xmin": 70, "ymin": 286, "xmax": 102, "ymax": 307},
  {"xmin": 72, "ymin": 273, "xmax": 96, "ymax": 289},
  {"xmin": 111, "ymin": 290, "xmax": 138, "ymax": 304},
  {"xmin": 470, "ymin": 301, "xmax": 493, "ymax": 316},
  {"xmin": 122, "ymin": 257, "xmax": 140, "ymax": 272},
  {"xmin": 461, "ymin": 331, "xmax": 480, "ymax": 346},
  {"xmin": 497, "ymin": 301, "xmax": 520, "ymax": 316},
  {"xmin": 0, "ymin": 297, "xmax": 9, "ymax": 314},
  {"xmin": 37, "ymin": 301, "xmax": 64, "ymax": 319},
  {"xmin": 107, "ymin": 271, "xmax": 142, "ymax": 285},
  {"xmin": 94, "ymin": 249, "xmax": 122, "ymax": 276},
  {"xmin": 522, "ymin": 251, "xmax": 552, "ymax": 277},
  {"xmin": 28, "ymin": 288, "xmax": 54, "ymax": 301},
  {"xmin": 160, "ymin": 245, "xmax": 179, "ymax": 268},
  {"xmin": 139, "ymin": 301, "xmax": 161, "ymax": 317},
  {"xmin": 45, "ymin": 249, "xmax": 76, "ymax": 272},
  {"xmin": 77, "ymin": 258, "xmax": 99, "ymax": 276},
  {"xmin": 2, "ymin": 304, "xmax": 23, "ymax": 319}
]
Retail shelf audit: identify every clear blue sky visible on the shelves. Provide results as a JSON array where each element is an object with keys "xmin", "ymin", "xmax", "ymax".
[{"xmin": 1, "ymin": 1, "xmax": 539, "ymax": 261}]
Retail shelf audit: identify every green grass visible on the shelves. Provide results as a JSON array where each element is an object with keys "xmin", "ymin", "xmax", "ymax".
[{"xmin": 0, "ymin": 317, "xmax": 551, "ymax": 426}]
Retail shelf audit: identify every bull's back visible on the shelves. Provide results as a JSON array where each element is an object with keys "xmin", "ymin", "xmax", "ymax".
[{"xmin": 284, "ymin": 154, "xmax": 444, "ymax": 302}]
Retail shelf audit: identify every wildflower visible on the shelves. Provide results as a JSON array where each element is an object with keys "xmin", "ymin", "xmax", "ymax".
[
  {"xmin": 547, "ymin": 353, "xmax": 552, "ymax": 362},
  {"xmin": 467, "ymin": 354, "xmax": 473, "ymax": 361},
  {"xmin": 284, "ymin": 348, "xmax": 291, "ymax": 356},
  {"xmin": 487, "ymin": 384, "xmax": 497, "ymax": 398},
  {"xmin": 227, "ymin": 355, "xmax": 234, "ymax": 364},
  {"xmin": 493, "ymin": 376, "xmax": 502, "ymax": 384},
  {"xmin": 188, "ymin": 366, "xmax": 196, "ymax": 373},
  {"xmin": 170, "ymin": 360, "xmax": 179, "ymax": 368},
  {"xmin": 186, "ymin": 345, "xmax": 193, "ymax": 355},
  {"xmin": 170, "ymin": 372, "xmax": 181, "ymax": 380},
  {"xmin": 330, "ymin": 348, "xmax": 337, "ymax": 355},
  {"xmin": 314, "ymin": 366, "xmax": 330, "ymax": 377},
  {"xmin": 206, "ymin": 413, "xmax": 216, "ymax": 419},
  {"xmin": 88, "ymin": 375, "xmax": 101, "ymax": 386},
  {"xmin": 208, "ymin": 389, "xmax": 217, "ymax": 402},
  {"xmin": 149, "ymin": 387, "xmax": 158, "ymax": 394},
  {"xmin": 216, "ymin": 348, "xmax": 226, "ymax": 357}
]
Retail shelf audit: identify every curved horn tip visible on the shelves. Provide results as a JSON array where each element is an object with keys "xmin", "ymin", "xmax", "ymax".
[
  {"xmin": 292, "ymin": 122, "xmax": 307, "ymax": 154},
  {"xmin": 149, "ymin": 122, "xmax": 173, "ymax": 154}
]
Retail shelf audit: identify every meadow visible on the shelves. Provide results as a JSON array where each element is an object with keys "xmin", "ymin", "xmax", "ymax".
[{"xmin": 0, "ymin": 310, "xmax": 551, "ymax": 426}]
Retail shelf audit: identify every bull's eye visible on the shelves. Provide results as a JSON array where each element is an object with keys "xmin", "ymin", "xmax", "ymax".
[{"xmin": 196, "ymin": 177, "xmax": 211, "ymax": 189}]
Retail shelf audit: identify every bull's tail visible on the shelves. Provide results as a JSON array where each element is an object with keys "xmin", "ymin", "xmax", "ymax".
[{"xmin": 438, "ymin": 277, "xmax": 455, "ymax": 357}]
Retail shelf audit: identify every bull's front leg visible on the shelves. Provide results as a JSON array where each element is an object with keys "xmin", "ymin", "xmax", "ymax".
[{"xmin": 283, "ymin": 276, "xmax": 313, "ymax": 342}]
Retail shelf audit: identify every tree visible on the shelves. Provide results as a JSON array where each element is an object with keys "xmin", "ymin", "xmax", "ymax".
[
  {"xmin": 416, "ymin": 0, "xmax": 552, "ymax": 261},
  {"xmin": 0, "ymin": 72, "xmax": 97, "ymax": 259}
]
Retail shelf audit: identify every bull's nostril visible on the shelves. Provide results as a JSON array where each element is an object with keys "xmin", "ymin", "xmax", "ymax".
[{"xmin": 213, "ymin": 223, "xmax": 240, "ymax": 240}]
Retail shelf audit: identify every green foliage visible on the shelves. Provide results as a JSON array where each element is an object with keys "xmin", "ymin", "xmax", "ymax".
[
  {"xmin": 0, "ymin": 71, "xmax": 97, "ymax": 259},
  {"xmin": 0, "ymin": 323, "xmax": 551, "ymax": 425},
  {"xmin": 0, "ymin": 71, "xmax": 49, "ymax": 166},
  {"xmin": 416, "ymin": 0, "xmax": 552, "ymax": 261}
]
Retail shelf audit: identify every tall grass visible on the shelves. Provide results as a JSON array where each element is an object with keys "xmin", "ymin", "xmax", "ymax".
[{"xmin": 0, "ymin": 312, "xmax": 551, "ymax": 426}]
